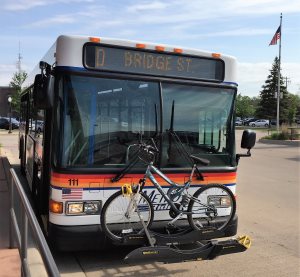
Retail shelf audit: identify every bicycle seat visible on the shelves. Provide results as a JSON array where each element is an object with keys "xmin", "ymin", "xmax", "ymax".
[{"xmin": 190, "ymin": 155, "xmax": 210, "ymax": 166}]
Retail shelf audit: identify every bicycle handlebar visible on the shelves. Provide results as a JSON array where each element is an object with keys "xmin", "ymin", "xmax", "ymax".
[{"xmin": 138, "ymin": 143, "xmax": 159, "ymax": 154}]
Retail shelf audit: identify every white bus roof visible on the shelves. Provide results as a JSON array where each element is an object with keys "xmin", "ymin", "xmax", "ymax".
[{"xmin": 26, "ymin": 35, "xmax": 237, "ymax": 87}]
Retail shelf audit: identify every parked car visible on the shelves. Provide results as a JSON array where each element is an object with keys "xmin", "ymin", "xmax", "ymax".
[
  {"xmin": 243, "ymin": 118, "xmax": 257, "ymax": 126},
  {"xmin": 270, "ymin": 119, "xmax": 277, "ymax": 126},
  {"xmin": 235, "ymin": 120, "xmax": 243, "ymax": 126},
  {"xmin": 11, "ymin": 118, "xmax": 20, "ymax": 127},
  {"xmin": 250, "ymin": 119, "xmax": 270, "ymax": 127},
  {"xmin": 36, "ymin": 121, "xmax": 44, "ymax": 133},
  {"xmin": 29, "ymin": 120, "xmax": 44, "ymax": 133},
  {"xmin": 0, "ymin": 117, "xmax": 19, "ymax": 130}
]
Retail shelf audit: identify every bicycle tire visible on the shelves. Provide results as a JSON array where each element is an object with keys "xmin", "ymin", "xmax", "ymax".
[
  {"xmin": 101, "ymin": 190, "xmax": 154, "ymax": 242},
  {"xmin": 187, "ymin": 184, "xmax": 236, "ymax": 232}
]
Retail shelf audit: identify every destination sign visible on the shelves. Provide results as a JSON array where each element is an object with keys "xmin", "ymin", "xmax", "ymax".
[{"xmin": 84, "ymin": 44, "xmax": 224, "ymax": 82}]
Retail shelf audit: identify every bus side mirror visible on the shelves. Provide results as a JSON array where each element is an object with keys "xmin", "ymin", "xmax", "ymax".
[
  {"xmin": 236, "ymin": 130, "xmax": 256, "ymax": 164},
  {"xmin": 33, "ymin": 74, "xmax": 54, "ymax": 109},
  {"xmin": 241, "ymin": 130, "xmax": 256, "ymax": 150}
]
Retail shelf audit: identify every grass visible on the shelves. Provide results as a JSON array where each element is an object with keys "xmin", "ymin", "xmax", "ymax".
[
  {"xmin": 261, "ymin": 124, "xmax": 300, "ymax": 140},
  {"xmin": 236, "ymin": 124, "xmax": 300, "ymax": 140}
]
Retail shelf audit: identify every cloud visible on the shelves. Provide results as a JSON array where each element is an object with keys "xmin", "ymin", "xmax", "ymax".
[
  {"xmin": 122, "ymin": 0, "xmax": 300, "ymax": 26},
  {"xmin": 0, "ymin": 64, "xmax": 18, "ymax": 86},
  {"xmin": 238, "ymin": 62, "xmax": 300, "ymax": 96},
  {"xmin": 0, "ymin": 63, "xmax": 32, "ymax": 87},
  {"xmin": 3, "ymin": 0, "xmax": 94, "ymax": 11},
  {"xmin": 25, "ymin": 14, "xmax": 76, "ymax": 27},
  {"xmin": 127, "ymin": 1, "xmax": 168, "ymax": 12},
  {"xmin": 3, "ymin": 0, "xmax": 46, "ymax": 11}
]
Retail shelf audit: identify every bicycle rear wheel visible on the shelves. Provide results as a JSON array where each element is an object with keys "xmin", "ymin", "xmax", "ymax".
[
  {"xmin": 187, "ymin": 184, "xmax": 236, "ymax": 232},
  {"xmin": 101, "ymin": 190, "xmax": 154, "ymax": 243}
]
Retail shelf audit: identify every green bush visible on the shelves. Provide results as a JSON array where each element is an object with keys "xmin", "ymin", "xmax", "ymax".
[{"xmin": 264, "ymin": 131, "xmax": 289, "ymax": 140}]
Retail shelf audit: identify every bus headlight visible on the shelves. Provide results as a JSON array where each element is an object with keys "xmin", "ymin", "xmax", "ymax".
[
  {"xmin": 66, "ymin": 201, "xmax": 101, "ymax": 215},
  {"xmin": 84, "ymin": 202, "xmax": 101, "ymax": 214},
  {"xmin": 208, "ymin": 195, "xmax": 231, "ymax": 208},
  {"xmin": 67, "ymin": 202, "xmax": 84, "ymax": 215}
]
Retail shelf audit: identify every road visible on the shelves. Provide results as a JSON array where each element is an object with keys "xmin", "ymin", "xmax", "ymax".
[{"xmin": 0, "ymin": 129, "xmax": 299, "ymax": 276}]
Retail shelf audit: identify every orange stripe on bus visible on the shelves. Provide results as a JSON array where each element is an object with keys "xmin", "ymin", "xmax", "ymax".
[{"xmin": 50, "ymin": 171, "xmax": 236, "ymax": 189}]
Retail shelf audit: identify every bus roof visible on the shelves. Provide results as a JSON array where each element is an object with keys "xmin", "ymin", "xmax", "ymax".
[{"xmin": 25, "ymin": 35, "xmax": 237, "ymax": 87}]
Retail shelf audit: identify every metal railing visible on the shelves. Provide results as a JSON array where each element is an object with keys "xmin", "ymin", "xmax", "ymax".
[{"xmin": 9, "ymin": 168, "xmax": 60, "ymax": 277}]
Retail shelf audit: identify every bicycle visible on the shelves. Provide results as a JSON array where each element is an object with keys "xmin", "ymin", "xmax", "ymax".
[{"xmin": 100, "ymin": 140, "xmax": 236, "ymax": 243}]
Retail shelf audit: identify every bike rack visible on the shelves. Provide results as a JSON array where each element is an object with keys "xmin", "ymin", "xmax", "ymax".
[
  {"xmin": 123, "ymin": 234, "xmax": 251, "ymax": 264},
  {"xmin": 117, "ymin": 227, "xmax": 251, "ymax": 264},
  {"xmin": 115, "ymin": 182, "xmax": 249, "ymax": 264}
]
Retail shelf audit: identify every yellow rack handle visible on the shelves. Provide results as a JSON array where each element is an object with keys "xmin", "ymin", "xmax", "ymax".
[
  {"xmin": 122, "ymin": 184, "xmax": 133, "ymax": 197},
  {"xmin": 237, "ymin": 235, "xmax": 252, "ymax": 249}
]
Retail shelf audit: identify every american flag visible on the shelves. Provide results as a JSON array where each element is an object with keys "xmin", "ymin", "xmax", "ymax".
[
  {"xmin": 62, "ymin": 188, "xmax": 83, "ymax": 199},
  {"xmin": 269, "ymin": 26, "xmax": 281, "ymax": 46}
]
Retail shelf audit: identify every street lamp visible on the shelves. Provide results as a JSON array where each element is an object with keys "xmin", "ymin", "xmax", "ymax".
[{"xmin": 7, "ymin": 96, "xmax": 12, "ymax": 133}]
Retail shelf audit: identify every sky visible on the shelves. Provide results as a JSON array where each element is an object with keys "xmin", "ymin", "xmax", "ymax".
[{"xmin": 0, "ymin": 0, "xmax": 299, "ymax": 97}]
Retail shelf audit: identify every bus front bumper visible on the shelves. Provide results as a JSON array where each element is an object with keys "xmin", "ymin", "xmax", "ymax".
[{"xmin": 48, "ymin": 215, "xmax": 238, "ymax": 251}]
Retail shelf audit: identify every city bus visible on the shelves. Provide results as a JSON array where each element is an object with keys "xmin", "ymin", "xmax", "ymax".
[{"xmin": 19, "ymin": 35, "xmax": 254, "ymax": 251}]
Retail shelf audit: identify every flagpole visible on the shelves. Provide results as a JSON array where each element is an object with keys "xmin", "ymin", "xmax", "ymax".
[{"xmin": 276, "ymin": 13, "xmax": 282, "ymax": 132}]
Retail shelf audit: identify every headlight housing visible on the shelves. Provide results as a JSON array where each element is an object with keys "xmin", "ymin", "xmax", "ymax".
[
  {"xmin": 207, "ymin": 195, "xmax": 231, "ymax": 208},
  {"xmin": 66, "ymin": 201, "xmax": 101, "ymax": 215}
]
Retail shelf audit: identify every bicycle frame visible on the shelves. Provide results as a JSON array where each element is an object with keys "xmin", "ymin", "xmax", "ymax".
[{"xmin": 142, "ymin": 162, "xmax": 194, "ymax": 215}]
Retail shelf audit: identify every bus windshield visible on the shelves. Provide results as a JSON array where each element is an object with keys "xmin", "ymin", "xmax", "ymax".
[{"xmin": 55, "ymin": 74, "xmax": 235, "ymax": 168}]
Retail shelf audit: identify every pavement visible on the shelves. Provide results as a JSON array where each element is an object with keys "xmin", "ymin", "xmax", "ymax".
[
  {"xmin": 0, "ymin": 156, "xmax": 21, "ymax": 276},
  {"xmin": 0, "ymin": 129, "xmax": 270, "ymax": 277},
  {"xmin": 0, "ymin": 130, "xmax": 21, "ymax": 277}
]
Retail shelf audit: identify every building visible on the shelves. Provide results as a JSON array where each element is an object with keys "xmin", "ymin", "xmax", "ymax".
[{"xmin": 0, "ymin": 87, "xmax": 17, "ymax": 118}]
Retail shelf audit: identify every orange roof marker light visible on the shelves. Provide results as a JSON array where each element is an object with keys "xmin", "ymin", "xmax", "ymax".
[
  {"xmin": 89, "ymin": 37, "xmax": 101, "ymax": 43},
  {"xmin": 155, "ymin": 45, "xmax": 165, "ymax": 52},
  {"xmin": 136, "ymin": 43, "xmax": 146, "ymax": 49},
  {"xmin": 212, "ymin": 53, "xmax": 221, "ymax": 58},
  {"xmin": 173, "ymin": 48, "xmax": 183, "ymax": 54}
]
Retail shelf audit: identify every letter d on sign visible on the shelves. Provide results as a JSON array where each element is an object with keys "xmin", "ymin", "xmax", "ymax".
[
  {"xmin": 125, "ymin": 52, "xmax": 133, "ymax": 67},
  {"xmin": 95, "ymin": 48, "xmax": 105, "ymax": 67}
]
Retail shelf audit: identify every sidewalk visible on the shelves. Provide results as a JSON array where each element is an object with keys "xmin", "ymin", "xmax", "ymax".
[
  {"xmin": 0, "ymin": 156, "xmax": 21, "ymax": 276},
  {"xmin": 0, "ymin": 130, "xmax": 19, "ymax": 165}
]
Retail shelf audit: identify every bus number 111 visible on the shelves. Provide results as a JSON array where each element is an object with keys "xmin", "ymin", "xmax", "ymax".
[{"xmin": 68, "ymin": 179, "xmax": 79, "ymax": 186}]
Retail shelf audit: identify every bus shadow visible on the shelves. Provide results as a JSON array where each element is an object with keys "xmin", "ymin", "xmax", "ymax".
[{"xmin": 56, "ymin": 246, "xmax": 188, "ymax": 276}]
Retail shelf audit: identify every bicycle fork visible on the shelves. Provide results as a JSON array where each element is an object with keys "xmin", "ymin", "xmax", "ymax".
[
  {"xmin": 132, "ymin": 199, "xmax": 156, "ymax": 247},
  {"xmin": 124, "ymin": 188, "xmax": 156, "ymax": 246}
]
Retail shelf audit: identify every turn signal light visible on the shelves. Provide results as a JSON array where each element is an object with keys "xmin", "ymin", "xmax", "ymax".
[{"xmin": 49, "ymin": 199, "xmax": 63, "ymax": 214}]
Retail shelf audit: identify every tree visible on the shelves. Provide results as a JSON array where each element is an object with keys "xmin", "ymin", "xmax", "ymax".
[
  {"xmin": 286, "ymin": 93, "xmax": 300, "ymax": 124},
  {"xmin": 235, "ymin": 94, "xmax": 256, "ymax": 118},
  {"xmin": 9, "ymin": 71, "xmax": 28, "ymax": 114},
  {"xmin": 256, "ymin": 57, "xmax": 289, "ymax": 122}
]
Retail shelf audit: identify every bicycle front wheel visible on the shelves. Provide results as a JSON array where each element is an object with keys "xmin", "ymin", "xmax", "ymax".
[
  {"xmin": 187, "ymin": 184, "xmax": 236, "ymax": 232},
  {"xmin": 101, "ymin": 190, "xmax": 154, "ymax": 242}
]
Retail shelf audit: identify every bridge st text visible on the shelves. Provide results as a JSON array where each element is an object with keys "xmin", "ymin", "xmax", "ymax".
[{"xmin": 95, "ymin": 47, "xmax": 194, "ymax": 74}]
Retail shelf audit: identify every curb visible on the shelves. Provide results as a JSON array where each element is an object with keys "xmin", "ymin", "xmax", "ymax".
[{"xmin": 259, "ymin": 139, "xmax": 300, "ymax": 147}]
